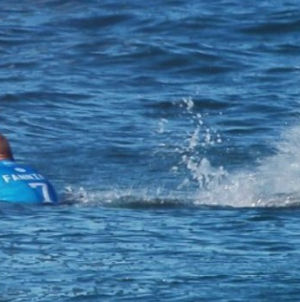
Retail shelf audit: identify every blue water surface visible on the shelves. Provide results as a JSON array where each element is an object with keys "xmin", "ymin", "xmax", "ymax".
[{"xmin": 1, "ymin": 0, "xmax": 300, "ymax": 300}]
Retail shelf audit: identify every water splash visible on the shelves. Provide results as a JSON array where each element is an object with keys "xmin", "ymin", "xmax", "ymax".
[
  {"xmin": 61, "ymin": 186, "xmax": 90, "ymax": 204},
  {"xmin": 157, "ymin": 118, "xmax": 169, "ymax": 134},
  {"xmin": 168, "ymin": 97, "xmax": 225, "ymax": 191},
  {"xmin": 157, "ymin": 97, "xmax": 300, "ymax": 208},
  {"xmin": 193, "ymin": 124, "xmax": 300, "ymax": 208},
  {"xmin": 62, "ymin": 98, "xmax": 300, "ymax": 209}
]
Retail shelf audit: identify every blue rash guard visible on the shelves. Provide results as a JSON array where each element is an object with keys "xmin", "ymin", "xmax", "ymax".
[{"xmin": 0, "ymin": 160, "xmax": 58, "ymax": 204}]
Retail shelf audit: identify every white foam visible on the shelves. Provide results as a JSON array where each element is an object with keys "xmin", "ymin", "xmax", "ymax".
[
  {"xmin": 191, "ymin": 125, "xmax": 300, "ymax": 208},
  {"xmin": 169, "ymin": 98, "xmax": 300, "ymax": 207}
]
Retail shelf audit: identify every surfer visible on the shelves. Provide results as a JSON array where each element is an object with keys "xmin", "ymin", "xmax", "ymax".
[{"xmin": 0, "ymin": 134, "xmax": 58, "ymax": 204}]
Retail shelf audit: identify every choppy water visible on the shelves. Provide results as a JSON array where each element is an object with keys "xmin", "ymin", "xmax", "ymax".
[{"xmin": 1, "ymin": 0, "xmax": 300, "ymax": 300}]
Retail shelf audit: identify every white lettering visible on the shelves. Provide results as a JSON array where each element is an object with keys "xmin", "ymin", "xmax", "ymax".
[
  {"xmin": 29, "ymin": 183, "xmax": 52, "ymax": 203},
  {"xmin": 1, "ymin": 173, "xmax": 46, "ymax": 182},
  {"xmin": 33, "ymin": 174, "xmax": 44, "ymax": 180},
  {"xmin": 2, "ymin": 175, "xmax": 11, "ymax": 183},
  {"xmin": 12, "ymin": 174, "xmax": 20, "ymax": 181},
  {"xmin": 18, "ymin": 174, "xmax": 32, "ymax": 180}
]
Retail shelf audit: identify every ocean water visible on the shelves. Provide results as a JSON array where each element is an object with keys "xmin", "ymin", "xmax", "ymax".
[{"xmin": 1, "ymin": 0, "xmax": 300, "ymax": 300}]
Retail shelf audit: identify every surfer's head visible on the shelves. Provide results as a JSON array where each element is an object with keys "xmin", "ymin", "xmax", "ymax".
[{"xmin": 0, "ymin": 134, "xmax": 13, "ymax": 160}]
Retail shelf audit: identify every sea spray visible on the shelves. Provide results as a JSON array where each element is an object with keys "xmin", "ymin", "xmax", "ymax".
[
  {"xmin": 63, "ymin": 99, "xmax": 300, "ymax": 208},
  {"xmin": 168, "ymin": 97, "xmax": 225, "ymax": 192},
  {"xmin": 158, "ymin": 97, "xmax": 300, "ymax": 207},
  {"xmin": 193, "ymin": 124, "xmax": 300, "ymax": 208}
]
